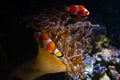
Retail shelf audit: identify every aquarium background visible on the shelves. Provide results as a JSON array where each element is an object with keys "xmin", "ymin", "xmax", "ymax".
[{"xmin": 1, "ymin": 0, "xmax": 120, "ymax": 80}]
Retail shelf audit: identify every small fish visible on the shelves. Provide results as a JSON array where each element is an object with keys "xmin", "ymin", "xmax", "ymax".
[
  {"xmin": 64, "ymin": 5, "xmax": 90, "ymax": 19},
  {"xmin": 34, "ymin": 32, "xmax": 63, "ymax": 58}
]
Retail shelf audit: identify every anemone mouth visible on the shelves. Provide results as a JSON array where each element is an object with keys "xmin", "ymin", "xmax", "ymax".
[{"xmin": 25, "ymin": 8, "xmax": 100, "ymax": 79}]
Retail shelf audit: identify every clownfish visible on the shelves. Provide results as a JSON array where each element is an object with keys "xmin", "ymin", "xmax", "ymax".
[
  {"xmin": 34, "ymin": 32, "xmax": 63, "ymax": 58},
  {"xmin": 64, "ymin": 5, "xmax": 90, "ymax": 19}
]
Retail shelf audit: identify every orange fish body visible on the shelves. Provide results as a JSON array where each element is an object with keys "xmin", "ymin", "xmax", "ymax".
[
  {"xmin": 64, "ymin": 5, "xmax": 90, "ymax": 18},
  {"xmin": 34, "ymin": 32, "xmax": 63, "ymax": 58}
]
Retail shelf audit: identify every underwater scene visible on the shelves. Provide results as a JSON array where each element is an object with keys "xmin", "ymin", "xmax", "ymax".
[{"xmin": 1, "ymin": 0, "xmax": 120, "ymax": 80}]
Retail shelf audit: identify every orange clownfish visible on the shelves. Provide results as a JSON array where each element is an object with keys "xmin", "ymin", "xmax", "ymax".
[
  {"xmin": 34, "ymin": 32, "xmax": 63, "ymax": 58},
  {"xmin": 64, "ymin": 5, "xmax": 90, "ymax": 19}
]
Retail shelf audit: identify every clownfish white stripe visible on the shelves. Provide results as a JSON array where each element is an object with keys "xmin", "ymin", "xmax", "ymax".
[
  {"xmin": 53, "ymin": 48, "xmax": 59, "ymax": 54},
  {"xmin": 73, "ymin": 5, "xmax": 79, "ymax": 15},
  {"xmin": 84, "ymin": 9, "xmax": 88, "ymax": 12},
  {"xmin": 75, "ymin": 5, "xmax": 79, "ymax": 11},
  {"xmin": 84, "ymin": 9, "xmax": 88, "ymax": 14},
  {"xmin": 74, "ymin": 11, "xmax": 79, "ymax": 15},
  {"xmin": 43, "ymin": 39, "xmax": 52, "ymax": 48}
]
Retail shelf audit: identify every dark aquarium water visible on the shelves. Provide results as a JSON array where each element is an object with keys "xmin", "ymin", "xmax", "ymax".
[{"xmin": 1, "ymin": 0, "xmax": 120, "ymax": 80}]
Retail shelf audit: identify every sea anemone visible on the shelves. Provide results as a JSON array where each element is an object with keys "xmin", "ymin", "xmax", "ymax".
[{"xmin": 28, "ymin": 8, "xmax": 100, "ymax": 79}]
